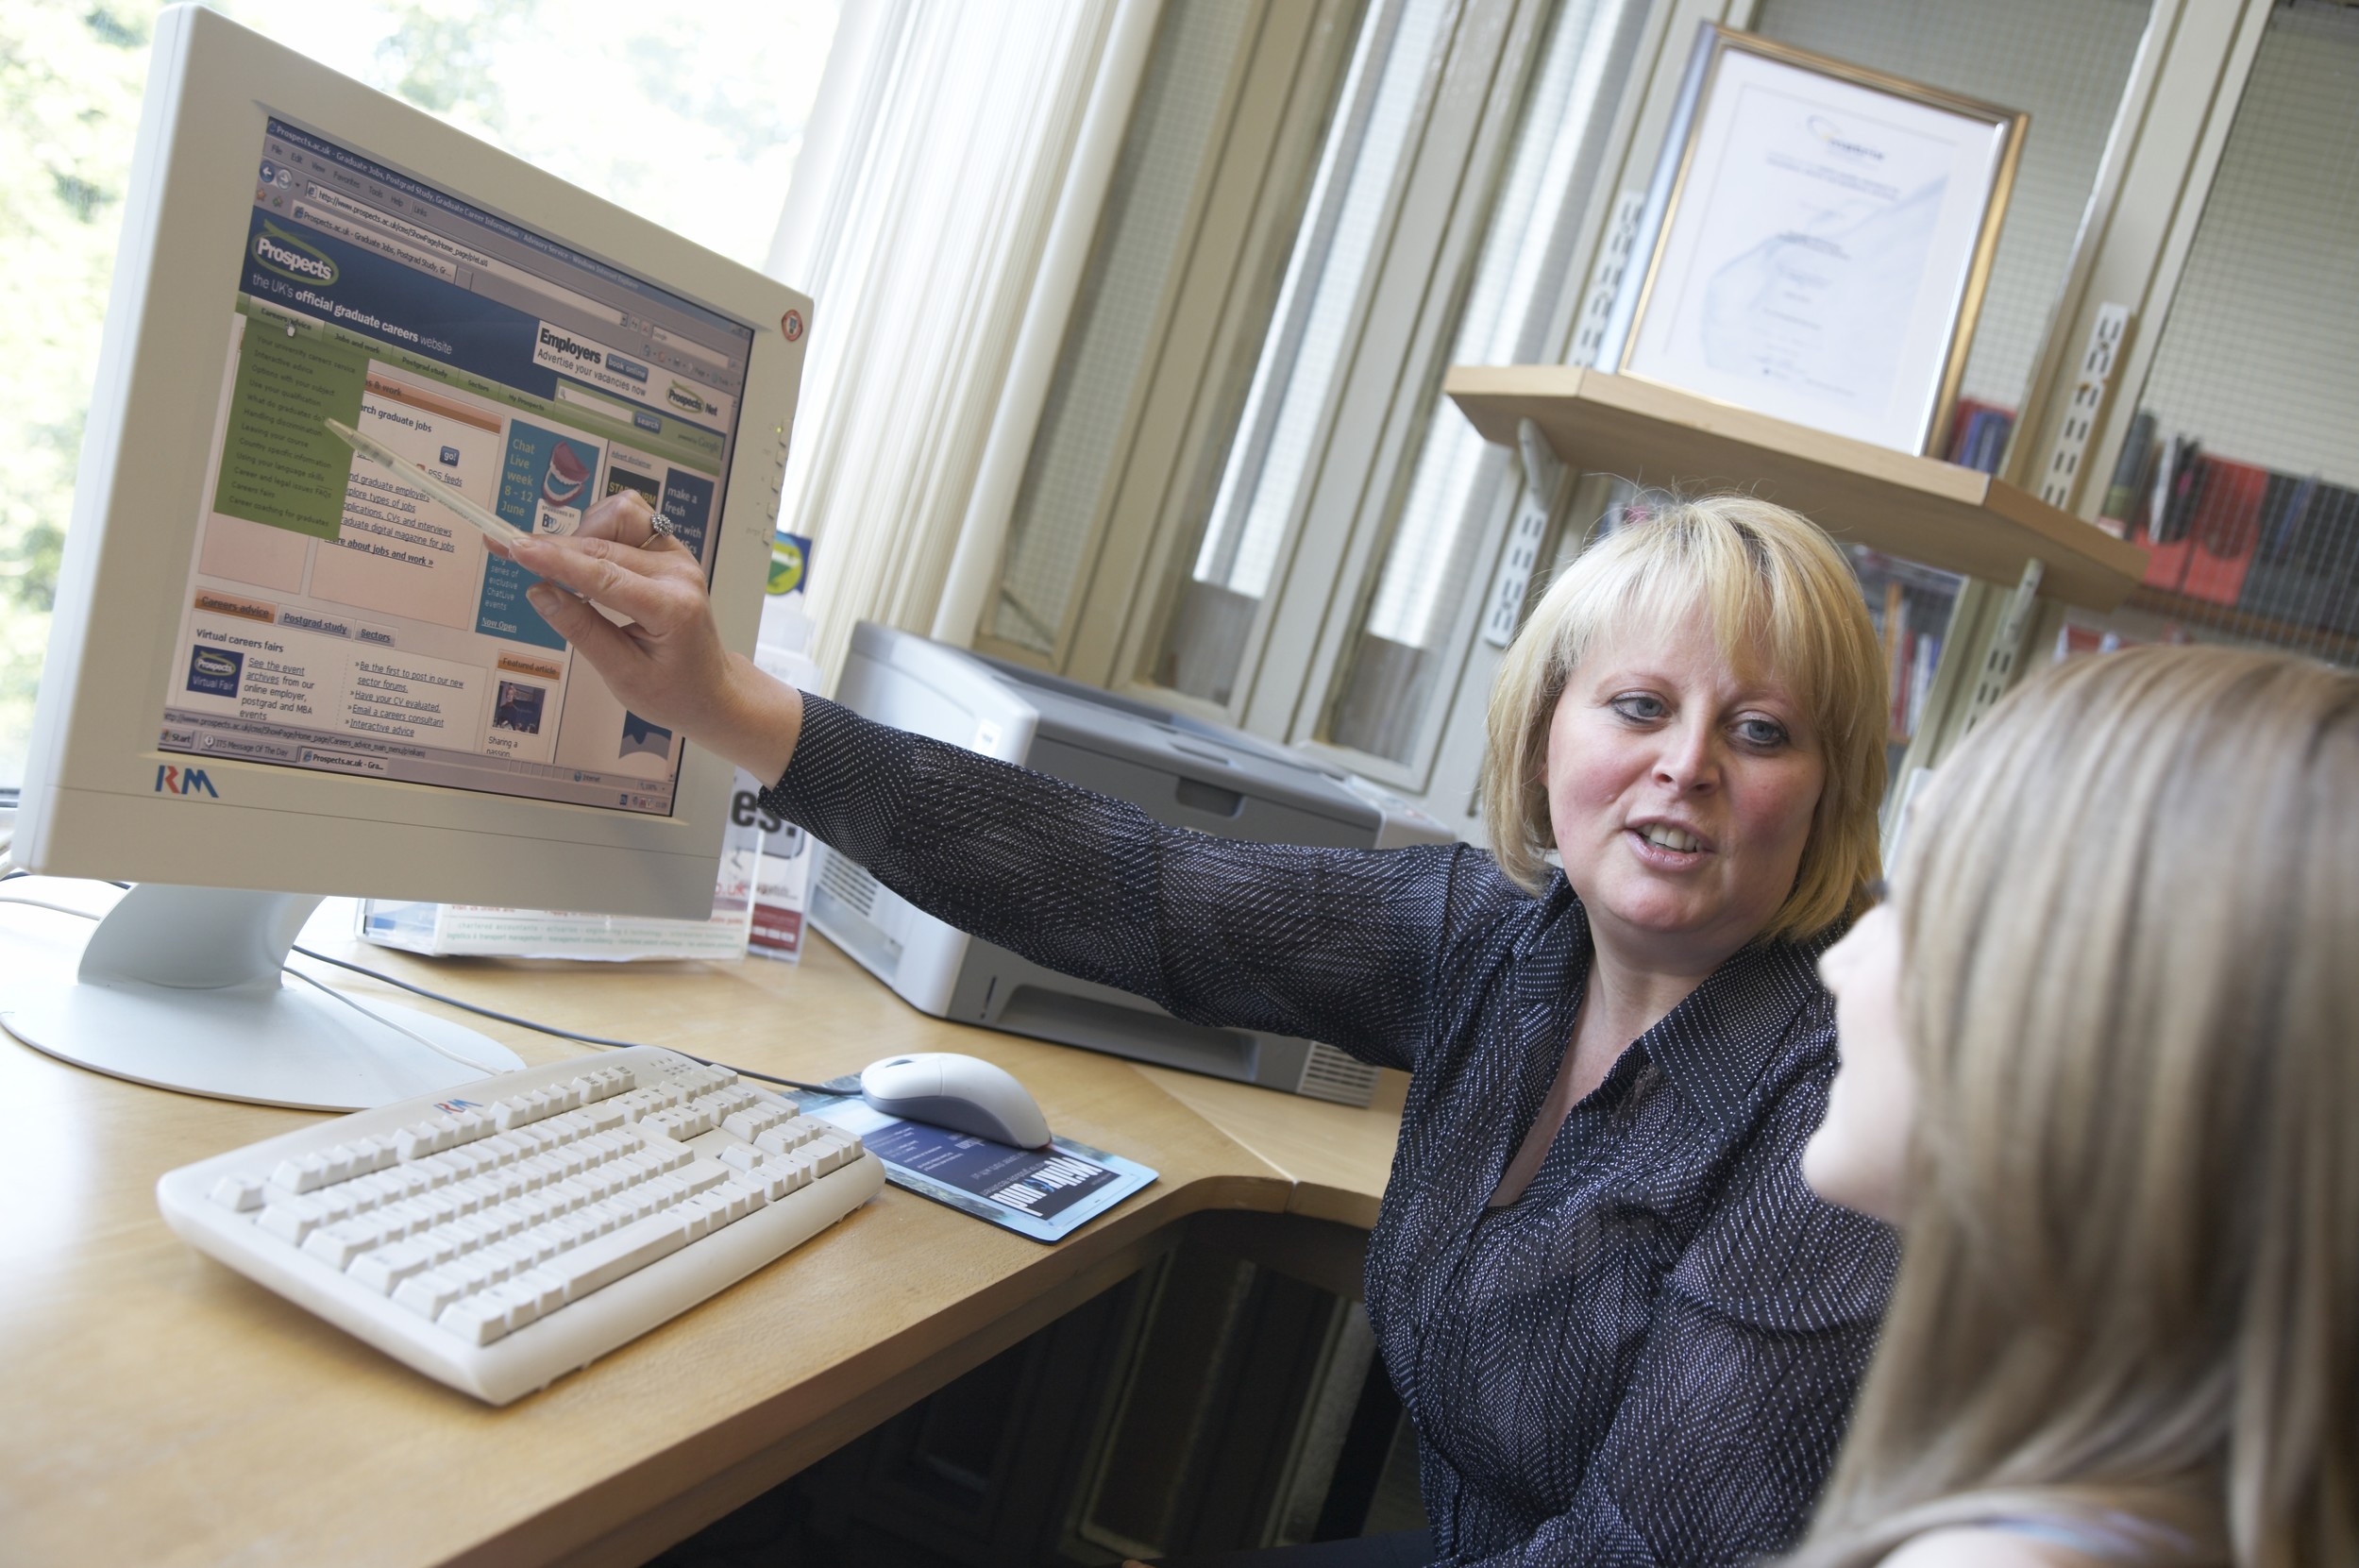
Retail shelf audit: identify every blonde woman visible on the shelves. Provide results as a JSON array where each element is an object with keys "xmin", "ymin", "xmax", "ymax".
[
  {"xmin": 515, "ymin": 491, "xmax": 1897, "ymax": 1565},
  {"xmin": 1798, "ymin": 645, "xmax": 2359, "ymax": 1567}
]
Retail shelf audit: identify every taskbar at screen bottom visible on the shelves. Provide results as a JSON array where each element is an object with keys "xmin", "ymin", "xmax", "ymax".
[{"xmin": 157, "ymin": 714, "xmax": 678, "ymax": 816}]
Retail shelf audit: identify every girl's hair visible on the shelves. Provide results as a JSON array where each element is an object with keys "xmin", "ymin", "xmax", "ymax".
[
  {"xmin": 1482, "ymin": 494, "xmax": 1887, "ymax": 939},
  {"xmin": 1790, "ymin": 646, "xmax": 2359, "ymax": 1568}
]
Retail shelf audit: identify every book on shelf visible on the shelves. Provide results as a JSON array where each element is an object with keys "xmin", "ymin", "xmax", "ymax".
[
  {"xmin": 2131, "ymin": 434, "xmax": 2204, "ymax": 592},
  {"xmin": 1943, "ymin": 398, "xmax": 2015, "ymax": 476},
  {"xmin": 1870, "ymin": 581, "xmax": 1942, "ymax": 745},
  {"xmin": 2180, "ymin": 456, "xmax": 2269, "ymax": 607},
  {"xmin": 2225, "ymin": 478, "xmax": 2356, "ymax": 632},
  {"xmin": 2098, "ymin": 410, "xmax": 2157, "ymax": 538},
  {"xmin": 2097, "ymin": 405, "xmax": 2359, "ymax": 644},
  {"xmin": 2313, "ymin": 485, "xmax": 2359, "ymax": 636},
  {"xmin": 1905, "ymin": 629, "xmax": 1938, "ymax": 739}
]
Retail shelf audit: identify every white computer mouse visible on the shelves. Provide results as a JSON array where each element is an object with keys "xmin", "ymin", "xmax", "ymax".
[{"xmin": 860, "ymin": 1052, "xmax": 1052, "ymax": 1149}]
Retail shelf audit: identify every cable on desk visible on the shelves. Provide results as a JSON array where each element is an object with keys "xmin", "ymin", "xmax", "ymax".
[
  {"xmin": 285, "ymin": 943, "xmax": 848, "ymax": 1095},
  {"xmin": 278, "ymin": 961, "xmax": 510, "ymax": 1076},
  {"xmin": 2, "ymin": 870, "xmax": 847, "ymax": 1098}
]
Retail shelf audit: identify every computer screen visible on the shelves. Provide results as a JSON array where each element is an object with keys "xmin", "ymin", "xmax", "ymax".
[
  {"xmin": 4, "ymin": 7, "xmax": 809, "ymax": 1109},
  {"xmin": 170, "ymin": 117, "xmax": 756, "ymax": 819}
]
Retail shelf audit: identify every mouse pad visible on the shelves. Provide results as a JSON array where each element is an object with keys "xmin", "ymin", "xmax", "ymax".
[{"xmin": 802, "ymin": 1092, "xmax": 1158, "ymax": 1242}]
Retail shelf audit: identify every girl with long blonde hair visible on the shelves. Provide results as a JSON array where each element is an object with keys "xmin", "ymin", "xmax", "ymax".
[{"xmin": 1796, "ymin": 645, "xmax": 2359, "ymax": 1566}]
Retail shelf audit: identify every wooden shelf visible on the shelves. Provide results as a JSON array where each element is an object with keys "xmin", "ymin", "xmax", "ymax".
[{"xmin": 1444, "ymin": 364, "xmax": 2149, "ymax": 612}]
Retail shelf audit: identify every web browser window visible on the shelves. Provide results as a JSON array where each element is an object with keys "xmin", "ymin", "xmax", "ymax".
[{"xmin": 159, "ymin": 117, "xmax": 753, "ymax": 817}]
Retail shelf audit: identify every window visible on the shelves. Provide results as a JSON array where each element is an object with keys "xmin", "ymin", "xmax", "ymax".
[
  {"xmin": 1320, "ymin": 0, "xmax": 1647, "ymax": 765},
  {"xmin": 988, "ymin": 0, "xmax": 1270, "ymax": 659},
  {"xmin": 1155, "ymin": 0, "xmax": 1460, "ymax": 706},
  {"xmin": 0, "ymin": 0, "xmax": 838, "ymax": 792},
  {"xmin": 979, "ymin": 0, "xmax": 1655, "ymax": 816}
]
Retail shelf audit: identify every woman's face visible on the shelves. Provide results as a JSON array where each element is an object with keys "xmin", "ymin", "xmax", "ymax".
[
  {"xmin": 1802, "ymin": 903, "xmax": 1914, "ymax": 1222},
  {"xmin": 1546, "ymin": 607, "xmax": 1825, "ymax": 971}
]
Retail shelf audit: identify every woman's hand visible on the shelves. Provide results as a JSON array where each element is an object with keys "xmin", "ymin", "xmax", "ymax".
[{"xmin": 506, "ymin": 489, "xmax": 803, "ymax": 781}]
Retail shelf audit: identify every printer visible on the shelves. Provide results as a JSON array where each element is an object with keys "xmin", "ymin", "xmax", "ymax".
[{"xmin": 808, "ymin": 622, "xmax": 1456, "ymax": 1104}]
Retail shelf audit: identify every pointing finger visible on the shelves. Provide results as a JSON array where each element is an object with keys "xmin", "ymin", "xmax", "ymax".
[
  {"xmin": 578, "ymin": 487, "xmax": 661, "ymax": 547},
  {"xmin": 525, "ymin": 581, "xmax": 641, "ymax": 669},
  {"xmin": 510, "ymin": 535, "xmax": 686, "ymax": 628}
]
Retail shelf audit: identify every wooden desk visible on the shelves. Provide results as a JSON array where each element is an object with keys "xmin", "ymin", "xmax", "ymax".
[{"xmin": 0, "ymin": 897, "xmax": 1401, "ymax": 1568}]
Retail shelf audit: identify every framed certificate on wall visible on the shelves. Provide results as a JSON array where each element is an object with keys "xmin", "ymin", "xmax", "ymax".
[{"xmin": 1608, "ymin": 25, "xmax": 2026, "ymax": 455}]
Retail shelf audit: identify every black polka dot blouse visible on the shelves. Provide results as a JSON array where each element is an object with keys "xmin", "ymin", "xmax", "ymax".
[{"xmin": 765, "ymin": 696, "xmax": 1899, "ymax": 1566}]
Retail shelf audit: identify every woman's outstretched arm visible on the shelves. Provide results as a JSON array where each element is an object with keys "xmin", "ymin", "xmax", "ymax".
[
  {"xmin": 765, "ymin": 690, "xmax": 1501, "ymax": 1067},
  {"xmin": 505, "ymin": 491, "xmax": 1520, "ymax": 1067}
]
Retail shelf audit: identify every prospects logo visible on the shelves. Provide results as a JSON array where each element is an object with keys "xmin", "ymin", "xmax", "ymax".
[
  {"xmin": 252, "ymin": 221, "xmax": 339, "ymax": 286},
  {"xmin": 155, "ymin": 765, "xmax": 218, "ymax": 798},
  {"xmin": 666, "ymin": 379, "xmax": 715, "ymax": 416},
  {"xmin": 186, "ymin": 644, "xmax": 244, "ymax": 698}
]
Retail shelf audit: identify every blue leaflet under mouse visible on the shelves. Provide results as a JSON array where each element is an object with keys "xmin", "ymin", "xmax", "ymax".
[{"xmin": 803, "ymin": 1093, "xmax": 1156, "ymax": 1242}]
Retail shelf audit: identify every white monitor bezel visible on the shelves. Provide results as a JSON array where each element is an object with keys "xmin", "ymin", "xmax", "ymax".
[{"xmin": 18, "ymin": 5, "xmax": 808, "ymax": 919}]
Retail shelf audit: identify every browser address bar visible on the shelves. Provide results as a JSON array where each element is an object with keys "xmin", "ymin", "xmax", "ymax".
[{"xmin": 303, "ymin": 182, "xmax": 627, "ymax": 329}]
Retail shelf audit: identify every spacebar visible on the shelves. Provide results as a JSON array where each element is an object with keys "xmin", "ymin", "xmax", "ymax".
[{"xmin": 550, "ymin": 1212, "xmax": 692, "ymax": 1304}]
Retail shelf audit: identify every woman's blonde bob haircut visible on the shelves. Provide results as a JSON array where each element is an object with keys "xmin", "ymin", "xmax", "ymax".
[
  {"xmin": 1790, "ymin": 646, "xmax": 2359, "ymax": 1568},
  {"xmin": 1481, "ymin": 494, "xmax": 1887, "ymax": 941}
]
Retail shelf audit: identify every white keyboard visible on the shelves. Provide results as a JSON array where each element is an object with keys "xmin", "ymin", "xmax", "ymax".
[{"xmin": 157, "ymin": 1046, "xmax": 884, "ymax": 1404}]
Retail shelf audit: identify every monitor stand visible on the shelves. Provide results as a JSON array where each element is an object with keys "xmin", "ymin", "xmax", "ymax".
[{"xmin": 0, "ymin": 885, "xmax": 522, "ymax": 1111}]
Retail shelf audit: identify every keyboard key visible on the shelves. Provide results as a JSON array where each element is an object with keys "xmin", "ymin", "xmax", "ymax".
[
  {"xmin": 439, "ymin": 1294, "xmax": 511, "ymax": 1346},
  {"xmin": 394, "ymin": 1270, "xmax": 465, "ymax": 1320},
  {"xmin": 758, "ymin": 1155, "xmax": 816, "ymax": 1201},
  {"xmin": 703, "ymin": 1087, "xmax": 758, "ymax": 1122},
  {"xmin": 515, "ymin": 1267, "xmax": 566, "ymax": 1318},
  {"xmin": 721, "ymin": 1103, "xmax": 795, "ymax": 1142},
  {"xmin": 451, "ymin": 1254, "xmax": 503, "ymax": 1294},
  {"xmin": 677, "ymin": 1191, "xmax": 731, "ymax": 1240},
  {"xmin": 753, "ymin": 1116, "xmax": 833, "ymax": 1157},
  {"xmin": 210, "ymin": 1174, "xmax": 268, "ymax": 1212},
  {"xmin": 487, "ymin": 1278, "xmax": 543, "ymax": 1332},
  {"xmin": 349, "ymin": 1239, "xmax": 434, "ymax": 1295},
  {"xmin": 258, "ymin": 1195, "xmax": 329, "ymax": 1245},
  {"xmin": 717, "ymin": 1179, "xmax": 762, "ymax": 1222},
  {"xmin": 550, "ymin": 1210, "xmax": 692, "ymax": 1303},
  {"xmin": 302, "ymin": 1220, "xmax": 380, "ymax": 1270},
  {"xmin": 270, "ymin": 1153, "xmax": 331, "ymax": 1194}
]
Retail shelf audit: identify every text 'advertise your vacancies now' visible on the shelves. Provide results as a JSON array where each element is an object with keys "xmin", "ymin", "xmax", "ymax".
[{"xmin": 160, "ymin": 117, "xmax": 755, "ymax": 816}]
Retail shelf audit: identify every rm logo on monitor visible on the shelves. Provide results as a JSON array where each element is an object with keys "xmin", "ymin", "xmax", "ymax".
[{"xmin": 156, "ymin": 765, "xmax": 219, "ymax": 798}]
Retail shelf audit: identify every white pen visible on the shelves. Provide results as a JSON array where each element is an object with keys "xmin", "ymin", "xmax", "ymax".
[{"xmin": 324, "ymin": 417, "xmax": 517, "ymax": 550}]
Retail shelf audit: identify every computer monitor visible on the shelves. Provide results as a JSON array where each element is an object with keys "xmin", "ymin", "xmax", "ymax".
[{"xmin": 4, "ymin": 7, "xmax": 809, "ymax": 1110}]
